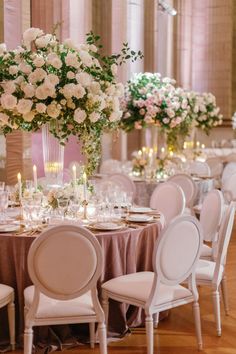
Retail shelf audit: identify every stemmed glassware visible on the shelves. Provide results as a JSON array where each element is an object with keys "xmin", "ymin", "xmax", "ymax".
[
  {"xmin": 0, "ymin": 191, "xmax": 9, "ymax": 223},
  {"xmin": 57, "ymin": 197, "xmax": 69, "ymax": 220}
]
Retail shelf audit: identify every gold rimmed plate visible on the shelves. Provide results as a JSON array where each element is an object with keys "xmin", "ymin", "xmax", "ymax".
[{"xmin": 87, "ymin": 221, "xmax": 126, "ymax": 231}]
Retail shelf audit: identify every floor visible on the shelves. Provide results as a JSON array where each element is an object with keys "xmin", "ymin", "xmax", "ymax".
[{"xmin": 12, "ymin": 222, "xmax": 236, "ymax": 354}]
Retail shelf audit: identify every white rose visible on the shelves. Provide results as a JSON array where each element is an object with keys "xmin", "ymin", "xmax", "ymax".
[
  {"xmin": 89, "ymin": 112, "xmax": 100, "ymax": 123},
  {"xmin": 74, "ymin": 109, "xmax": 86, "ymax": 123},
  {"xmin": 2, "ymin": 81, "xmax": 16, "ymax": 94},
  {"xmin": 36, "ymin": 103, "xmax": 47, "ymax": 113},
  {"xmin": 111, "ymin": 63, "xmax": 118, "ymax": 76},
  {"xmin": 19, "ymin": 63, "xmax": 32, "ymax": 74},
  {"xmin": 62, "ymin": 83, "xmax": 76, "ymax": 99},
  {"xmin": 115, "ymin": 83, "xmax": 124, "ymax": 97},
  {"xmin": 47, "ymin": 103, "xmax": 61, "ymax": 118},
  {"xmin": 74, "ymin": 84, "xmax": 86, "ymax": 99},
  {"xmin": 34, "ymin": 68, "xmax": 47, "ymax": 81},
  {"xmin": 79, "ymin": 50, "xmax": 93, "ymax": 67},
  {"xmin": 63, "ymin": 38, "xmax": 77, "ymax": 50},
  {"xmin": 90, "ymin": 81, "xmax": 101, "ymax": 94},
  {"xmin": 60, "ymin": 99, "xmax": 67, "ymax": 106},
  {"xmin": 109, "ymin": 111, "xmax": 122, "ymax": 122},
  {"xmin": 65, "ymin": 52, "xmax": 79, "ymax": 68},
  {"xmin": 106, "ymin": 85, "xmax": 116, "ymax": 95},
  {"xmin": 112, "ymin": 97, "xmax": 120, "ymax": 111},
  {"xmin": 9, "ymin": 65, "xmax": 18, "ymax": 75},
  {"xmin": 67, "ymin": 71, "xmax": 75, "ymax": 80},
  {"xmin": 166, "ymin": 108, "xmax": 175, "ymax": 118},
  {"xmin": 0, "ymin": 43, "xmax": 7, "ymax": 55},
  {"xmin": 45, "ymin": 74, "xmax": 59, "ymax": 86},
  {"xmin": 35, "ymin": 34, "xmax": 52, "ymax": 48},
  {"xmin": 67, "ymin": 100, "xmax": 76, "ymax": 109},
  {"xmin": 17, "ymin": 99, "xmax": 33, "ymax": 114},
  {"xmin": 50, "ymin": 57, "xmax": 62, "ymax": 69},
  {"xmin": 76, "ymin": 72, "xmax": 92, "ymax": 87},
  {"xmin": 23, "ymin": 27, "xmax": 44, "ymax": 48},
  {"xmin": 33, "ymin": 56, "xmax": 45, "ymax": 67},
  {"xmin": 89, "ymin": 44, "xmax": 98, "ymax": 52},
  {"xmin": 23, "ymin": 84, "xmax": 35, "ymax": 98},
  {"xmin": 23, "ymin": 111, "xmax": 35, "ymax": 122},
  {"xmin": 14, "ymin": 75, "xmax": 24, "ymax": 85},
  {"xmin": 0, "ymin": 94, "xmax": 17, "ymax": 110},
  {"xmin": 0, "ymin": 112, "xmax": 9, "ymax": 124},
  {"xmin": 35, "ymin": 85, "xmax": 48, "ymax": 100}
]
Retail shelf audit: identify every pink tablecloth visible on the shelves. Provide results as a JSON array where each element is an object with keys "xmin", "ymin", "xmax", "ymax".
[{"xmin": 0, "ymin": 221, "xmax": 162, "ymax": 347}]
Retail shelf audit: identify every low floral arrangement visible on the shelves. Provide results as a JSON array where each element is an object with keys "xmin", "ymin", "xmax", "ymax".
[
  {"xmin": 120, "ymin": 72, "xmax": 190, "ymax": 133},
  {"xmin": 132, "ymin": 153, "xmax": 148, "ymax": 175},
  {"xmin": 47, "ymin": 181, "xmax": 93, "ymax": 209},
  {"xmin": 0, "ymin": 27, "xmax": 142, "ymax": 175},
  {"xmin": 188, "ymin": 91, "xmax": 223, "ymax": 134}
]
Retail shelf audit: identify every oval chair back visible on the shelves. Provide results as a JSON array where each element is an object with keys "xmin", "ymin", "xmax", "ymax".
[
  {"xmin": 28, "ymin": 224, "xmax": 103, "ymax": 300},
  {"xmin": 150, "ymin": 181, "xmax": 185, "ymax": 225},
  {"xmin": 200, "ymin": 189, "xmax": 224, "ymax": 242}
]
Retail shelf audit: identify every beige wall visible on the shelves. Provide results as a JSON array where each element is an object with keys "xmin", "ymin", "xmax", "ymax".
[{"xmin": 173, "ymin": 0, "xmax": 235, "ymax": 146}]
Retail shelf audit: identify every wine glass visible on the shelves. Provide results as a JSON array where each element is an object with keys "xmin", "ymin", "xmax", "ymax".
[
  {"xmin": 0, "ymin": 191, "xmax": 9, "ymax": 223},
  {"xmin": 57, "ymin": 198, "xmax": 69, "ymax": 220}
]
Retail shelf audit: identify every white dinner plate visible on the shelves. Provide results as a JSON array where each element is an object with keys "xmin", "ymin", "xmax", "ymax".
[
  {"xmin": 88, "ymin": 222, "xmax": 125, "ymax": 231},
  {"xmin": 0, "ymin": 224, "xmax": 20, "ymax": 233},
  {"xmin": 126, "ymin": 214, "xmax": 153, "ymax": 223},
  {"xmin": 130, "ymin": 207, "xmax": 153, "ymax": 214}
]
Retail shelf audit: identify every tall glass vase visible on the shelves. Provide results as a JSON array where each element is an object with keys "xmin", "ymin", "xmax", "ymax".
[{"xmin": 42, "ymin": 123, "xmax": 64, "ymax": 187}]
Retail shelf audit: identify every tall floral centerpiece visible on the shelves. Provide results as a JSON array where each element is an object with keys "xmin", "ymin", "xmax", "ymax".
[
  {"xmin": 120, "ymin": 72, "xmax": 191, "ymax": 151},
  {"xmin": 0, "ymin": 28, "xmax": 142, "ymax": 177},
  {"xmin": 188, "ymin": 91, "xmax": 223, "ymax": 135}
]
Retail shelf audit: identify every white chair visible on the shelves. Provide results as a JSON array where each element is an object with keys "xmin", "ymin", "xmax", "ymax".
[
  {"xmin": 150, "ymin": 181, "xmax": 185, "ymax": 225},
  {"xmin": 24, "ymin": 225, "xmax": 107, "ymax": 354},
  {"xmin": 168, "ymin": 173, "xmax": 197, "ymax": 210},
  {"xmin": 222, "ymin": 172, "xmax": 236, "ymax": 203},
  {"xmin": 195, "ymin": 202, "xmax": 235, "ymax": 336},
  {"xmin": 100, "ymin": 159, "xmax": 122, "ymax": 174},
  {"xmin": 206, "ymin": 157, "xmax": 223, "ymax": 179},
  {"xmin": 107, "ymin": 173, "xmax": 136, "ymax": 200},
  {"xmin": 188, "ymin": 161, "xmax": 211, "ymax": 177},
  {"xmin": 221, "ymin": 162, "xmax": 236, "ymax": 190},
  {"xmin": 0, "ymin": 284, "xmax": 15, "ymax": 350},
  {"xmin": 199, "ymin": 190, "xmax": 224, "ymax": 260},
  {"xmin": 102, "ymin": 216, "xmax": 203, "ymax": 353}
]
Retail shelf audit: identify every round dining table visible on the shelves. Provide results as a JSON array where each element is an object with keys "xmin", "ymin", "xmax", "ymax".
[
  {"xmin": 0, "ymin": 213, "xmax": 163, "ymax": 349},
  {"xmin": 133, "ymin": 176, "xmax": 214, "ymax": 207}
]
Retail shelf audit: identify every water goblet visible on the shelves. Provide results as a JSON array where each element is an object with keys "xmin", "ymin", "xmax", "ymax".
[
  {"xmin": 0, "ymin": 191, "xmax": 8, "ymax": 223},
  {"xmin": 57, "ymin": 197, "xmax": 69, "ymax": 220}
]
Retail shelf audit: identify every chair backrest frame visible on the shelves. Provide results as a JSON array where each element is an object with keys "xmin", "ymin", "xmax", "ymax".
[
  {"xmin": 152, "ymin": 215, "xmax": 203, "ymax": 286},
  {"xmin": 150, "ymin": 181, "xmax": 185, "ymax": 225},
  {"xmin": 107, "ymin": 173, "xmax": 136, "ymax": 198},
  {"xmin": 213, "ymin": 202, "xmax": 235, "ymax": 285},
  {"xmin": 168, "ymin": 173, "xmax": 197, "ymax": 208},
  {"xmin": 200, "ymin": 189, "xmax": 224, "ymax": 242},
  {"xmin": 27, "ymin": 224, "xmax": 103, "ymax": 301}
]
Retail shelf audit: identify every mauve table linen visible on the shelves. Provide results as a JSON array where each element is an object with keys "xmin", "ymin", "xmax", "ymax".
[{"xmin": 0, "ymin": 220, "xmax": 162, "ymax": 348}]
